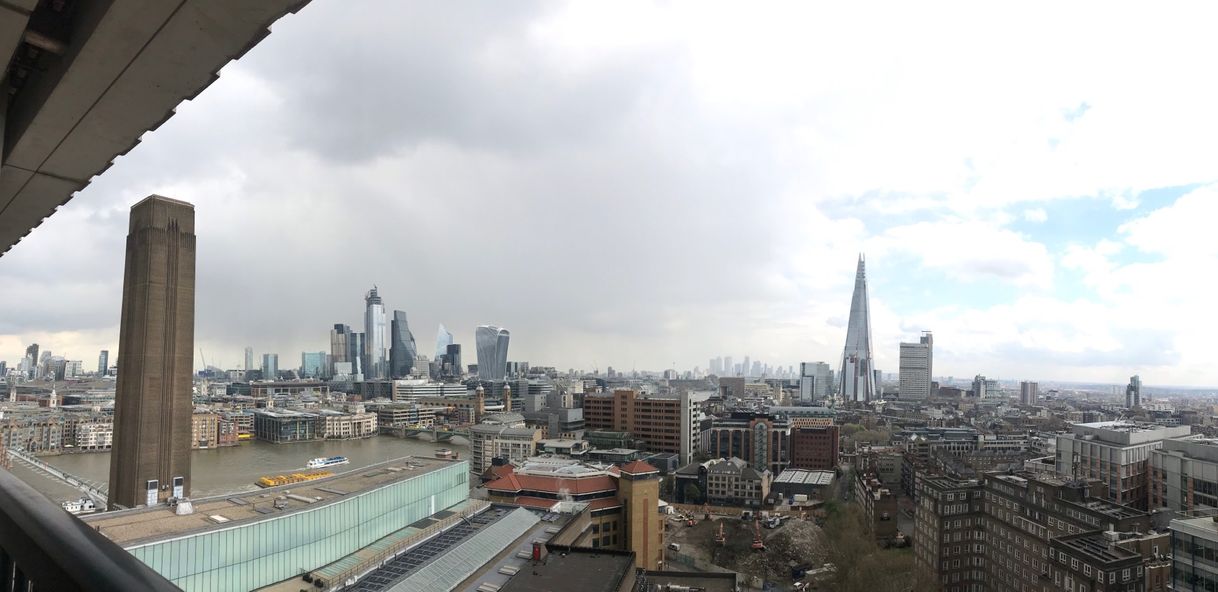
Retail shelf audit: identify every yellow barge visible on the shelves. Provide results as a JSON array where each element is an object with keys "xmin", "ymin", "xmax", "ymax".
[{"xmin": 255, "ymin": 470, "xmax": 333, "ymax": 488}]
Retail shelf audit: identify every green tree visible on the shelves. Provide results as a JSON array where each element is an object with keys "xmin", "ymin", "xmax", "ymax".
[{"xmin": 683, "ymin": 482, "xmax": 703, "ymax": 504}]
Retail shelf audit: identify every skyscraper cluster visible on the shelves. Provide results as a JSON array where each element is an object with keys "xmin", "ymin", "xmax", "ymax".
[{"xmin": 707, "ymin": 355, "xmax": 794, "ymax": 378}]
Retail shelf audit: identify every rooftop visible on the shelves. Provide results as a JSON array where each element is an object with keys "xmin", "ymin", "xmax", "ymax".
[
  {"xmin": 84, "ymin": 457, "xmax": 457, "ymax": 546},
  {"xmin": 774, "ymin": 469, "xmax": 835, "ymax": 486},
  {"xmin": 1052, "ymin": 532, "xmax": 1141, "ymax": 565},
  {"xmin": 497, "ymin": 544, "xmax": 635, "ymax": 592}
]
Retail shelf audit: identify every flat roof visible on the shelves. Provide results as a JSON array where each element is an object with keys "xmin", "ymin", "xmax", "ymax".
[
  {"xmin": 1053, "ymin": 533, "xmax": 1140, "ymax": 565},
  {"xmin": 774, "ymin": 469, "xmax": 834, "ymax": 486},
  {"xmin": 498, "ymin": 545, "xmax": 635, "ymax": 592},
  {"xmin": 84, "ymin": 457, "xmax": 461, "ymax": 546},
  {"xmin": 637, "ymin": 571, "xmax": 737, "ymax": 592}
]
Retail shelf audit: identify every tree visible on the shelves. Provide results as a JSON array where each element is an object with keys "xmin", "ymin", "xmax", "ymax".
[{"xmin": 683, "ymin": 482, "xmax": 702, "ymax": 504}]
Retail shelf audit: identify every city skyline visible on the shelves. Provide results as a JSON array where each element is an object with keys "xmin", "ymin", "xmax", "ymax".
[{"xmin": 1, "ymin": 2, "xmax": 1217, "ymax": 386}]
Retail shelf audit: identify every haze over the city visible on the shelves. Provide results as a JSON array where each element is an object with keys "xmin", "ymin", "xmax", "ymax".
[{"xmin": 2, "ymin": 1, "xmax": 1216, "ymax": 386}]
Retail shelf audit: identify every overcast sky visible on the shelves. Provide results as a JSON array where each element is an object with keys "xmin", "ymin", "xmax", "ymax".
[{"xmin": 2, "ymin": 1, "xmax": 1217, "ymax": 387}]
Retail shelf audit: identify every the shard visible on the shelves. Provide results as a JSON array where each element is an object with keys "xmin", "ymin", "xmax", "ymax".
[{"xmin": 839, "ymin": 254, "xmax": 877, "ymax": 402}]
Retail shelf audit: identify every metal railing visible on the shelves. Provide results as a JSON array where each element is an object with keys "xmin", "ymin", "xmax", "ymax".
[{"xmin": 0, "ymin": 468, "xmax": 180, "ymax": 592}]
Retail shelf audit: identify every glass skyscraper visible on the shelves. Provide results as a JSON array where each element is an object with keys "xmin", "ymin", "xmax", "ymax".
[
  {"xmin": 839, "ymin": 254, "xmax": 877, "ymax": 402},
  {"xmin": 435, "ymin": 324, "xmax": 454, "ymax": 359},
  {"xmin": 389, "ymin": 310, "xmax": 417, "ymax": 378},
  {"xmin": 330, "ymin": 324, "xmax": 351, "ymax": 376},
  {"xmin": 364, "ymin": 287, "xmax": 387, "ymax": 379},
  {"xmin": 475, "ymin": 325, "xmax": 510, "ymax": 381}
]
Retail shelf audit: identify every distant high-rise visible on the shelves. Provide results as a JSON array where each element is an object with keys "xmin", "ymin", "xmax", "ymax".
[
  {"xmin": 840, "ymin": 254, "xmax": 877, "ymax": 402},
  {"xmin": 475, "ymin": 325, "xmax": 510, "ymax": 381},
  {"xmin": 109, "ymin": 196, "xmax": 195, "ymax": 510},
  {"xmin": 1126, "ymin": 375, "xmax": 1142, "ymax": 408},
  {"xmin": 742, "ymin": 356, "xmax": 751, "ymax": 378},
  {"xmin": 330, "ymin": 324, "xmax": 351, "ymax": 375},
  {"xmin": 898, "ymin": 332, "xmax": 933, "ymax": 400},
  {"xmin": 244, "ymin": 346, "xmax": 253, "ymax": 372},
  {"xmin": 349, "ymin": 332, "xmax": 366, "ymax": 378},
  {"xmin": 262, "ymin": 353, "xmax": 279, "ymax": 380},
  {"xmin": 444, "ymin": 343, "xmax": 462, "ymax": 377},
  {"xmin": 301, "ymin": 352, "xmax": 326, "ymax": 378},
  {"xmin": 389, "ymin": 310, "xmax": 417, "ymax": 378},
  {"xmin": 435, "ymin": 324, "xmax": 454, "ymax": 359},
  {"xmin": 24, "ymin": 343, "xmax": 38, "ymax": 378},
  {"xmin": 98, "ymin": 350, "xmax": 110, "ymax": 376},
  {"xmin": 723, "ymin": 356, "xmax": 733, "ymax": 377},
  {"xmin": 364, "ymin": 287, "xmax": 387, "ymax": 379},
  {"xmin": 799, "ymin": 362, "xmax": 833, "ymax": 403},
  {"xmin": 1020, "ymin": 381, "xmax": 1039, "ymax": 405}
]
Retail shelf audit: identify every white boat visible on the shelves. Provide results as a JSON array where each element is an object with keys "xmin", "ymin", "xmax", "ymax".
[
  {"xmin": 306, "ymin": 456, "xmax": 350, "ymax": 469},
  {"xmin": 61, "ymin": 498, "xmax": 97, "ymax": 514}
]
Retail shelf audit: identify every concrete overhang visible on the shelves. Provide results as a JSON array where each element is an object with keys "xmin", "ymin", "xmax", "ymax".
[{"xmin": 0, "ymin": 0, "xmax": 311, "ymax": 256}]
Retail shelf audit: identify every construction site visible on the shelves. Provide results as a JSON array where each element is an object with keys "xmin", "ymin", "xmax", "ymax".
[{"xmin": 664, "ymin": 511, "xmax": 830, "ymax": 591}]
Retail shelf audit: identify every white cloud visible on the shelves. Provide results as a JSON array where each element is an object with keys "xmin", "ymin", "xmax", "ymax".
[{"xmin": 1023, "ymin": 208, "xmax": 1048, "ymax": 223}]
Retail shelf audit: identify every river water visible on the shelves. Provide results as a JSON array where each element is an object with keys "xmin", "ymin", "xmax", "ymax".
[{"xmin": 12, "ymin": 435, "xmax": 470, "ymax": 503}]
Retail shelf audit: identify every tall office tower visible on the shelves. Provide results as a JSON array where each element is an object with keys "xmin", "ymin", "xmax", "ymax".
[
  {"xmin": 839, "ymin": 254, "xmax": 877, "ymax": 402},
  {"xmin": 97, "ymin": 350, "xmax": 110, "ymax": 376},
  {"xmin": 445, "ymin": 344, "xmax": 462, "ymax": 377},
  {"xmin": 24, "ymin": 343, "xmax": 38, "ymax": 378},
  {"xmin": 798, "ymin": 362, "xmax": 832, "ymax": 403},
  {"xmin": 243, "ymin": 346, "xmax": 253, "ymax": 372},
  {"xmin": 364, "ymin": 287, "xmax": 387, "ymax": 379},
  {"xmin": 37, "ymin": 350, "xmax": 51, "ymax": 379},
  {"xmin": 435, "ymin": 324, "xmax": 454, "ymax": 359},
  {"xmin": 742, "ymin": 356, "xmax": 751, "ymax": 378},
  {"xmin": 349, "ymin": 332, "xmax": 366, "ymax": 378},
  {"xmin": 1019, "ymin": 381, "xmax": 1039, "ymax": 405},
  {"xmin": 475, "ymin": 325, "xmax": 510, "ymax": 381},
  {"xmin": 108, "ymin": 196, "xmax": 195, "ymax": 510},
  {"xmin": 723, "ymin": 356, "xmax": 733, "ymax": 377},
  {"xmin": 898, "ymin": 332, "xmax": 933, "ymax": 400},
  {"xmin": 1126, "ymin": 375, "xmax": 1142, "ymax": 408},
  {"xmin": 330, "ymin": 324, "xmax": 351, "ymax": 373},
  {"xmin": 300, "ymin": 352, "xmax": 326, "ymax": 378},
  {"xmin": 0, "ymin": 361, "xmax": 6, "ymax": 377},
  {"xmin": 972, "ymin": 375, "xmax": 988, "ymax": 398},
  {"xmin": 261, "ymin": 353, "xmax": 279, "ymax": 380},
  {"xmin": 389, "ymin": 310, "xmax": 417, "ymax": 378}
]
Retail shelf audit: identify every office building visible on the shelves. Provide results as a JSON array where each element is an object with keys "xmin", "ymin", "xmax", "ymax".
[
  {"xmin": 364, "ymin": 286, "xmax": 387, "ymax": 379},
  {"xmin": 389, "ymin": 378, "xmax": 468, "ymax": 402},
  {"xmin": 789, "ymin": 424, "xmax": 839, "ymax": 470},
  {"xmin": 443, "ymin": 343, "xmax": 462, "ymax": 377},
  {"xmin": 253, "ymin": 409, "xmax": 321, "ymax": 443},
  {"xmin": 108, "ymin": 196, "xmax": 195, "ymax": 510},
  {"xmin": 389, "ymin": 309, "xmax": 417, "ymax": 378},
  {"xmin": 468, "ymin": 413, "xmax": 541, "ymax": 472},
  {"xmin": 702, "ymin": 456, "xmax": 772, "ymax": 507},
  {"xmin": 475, "ymin": 325, "xmax": 510, "ymax": 380},
  {"xmin": 300, "ymin": 351, "xmax": 326, "ymax": 378},
  {"xmin": 913, "ymin": 475, "xmax": 985, "ymax": 591},
  {"xmin": 840, "ymin": 255, "xmax": 877, "ymax": 402},
  {"xmin": 855, "ymin": 471, "xmax": 898, "ymax": 541},
  {"xmin": 1019, "ymin": 381, "xmax": 1038, "ymax": 405},
  {"xmin": 260, "ymin": 353, "xmax": 278, "ymax": 380},
  {"xmin": 1170, "ymin": 516, "xmax": 1218, "ymax": 591},
  {"xmin": 1127, "ymin": 375, "xmax": 1142, "ymax": 408},
  {"xmin": 1151, "ymin": 435, "xmax": 1218, "ymax": 512},
  {"xmin": 243, "ymin": 346, "xmax": 253, "ymax": 373},
  {"xmin": 97, "ymin": 350, "xmax": 109, "ymax": 376},
  {"xmin": 899, "ymin": 332, "xmax": 933, "ymax": 400},
  {"xmin": 1057, "ymin": 421, "xmax": 1191, "ymax": 509},
  {"xmin": 798, "ymin": 361, "xmax": 832, "ymax": 403},
  {"xmin": 435, "ymin": 323, "xmax": 454, "ymax": 359},
  {"xmin": 706, "ymin": 411, "xmax": 791, "ymax": 474},
  {"xmin": 582, "ymin": 389, "xmax": 694, "ymax": 463},
  {"xmin": 24, "ymin": 343, "xmax": 38, "ymax": 378},
  {"xmin": 329, "ymin": 324, "xmax": 351, "ymax": 375},
  {"xmin": 85, "ymin": 457, "xmax": 469, "ymax": 592}
]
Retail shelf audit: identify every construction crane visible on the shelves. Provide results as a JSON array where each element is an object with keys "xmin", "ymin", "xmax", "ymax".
[
  {"xmin": 702, "ymin": 503, "xmax": 711, "ymax": 520},
  {"xmin": 714, "ymin": 521, "xmax": 726, "ymax": 546},
  {"xmin": 751, "ymin": 517, "xmax": 766, "ymax": 551}
]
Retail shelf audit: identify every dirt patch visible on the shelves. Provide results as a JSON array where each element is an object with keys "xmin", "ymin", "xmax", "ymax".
[{"xmin": 665, "ymin": 514, "xmax": 828, "ymax": 586}]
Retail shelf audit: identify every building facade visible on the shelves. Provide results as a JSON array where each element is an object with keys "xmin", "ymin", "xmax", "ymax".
[
  {"xmin": 702, "ymin": 456, "xmax": 771, "ymax": 507},
  {"xmin": 1056, "ymin": 422, "xmax": 1191, "ymax": 509},
  {"xmin": 706, "ymin": 411, "xmax": 790, "ymax": 474},
  {"xmin": 1171, "ymin": 516, "xmax": 1218, "ymax": 592},
  {"xmin": 109, "ymin": 196, "xmax": 195, "ymax": 509},
  {"xmin": 899, "ymin": 332, "xmax": 933, "ymax": 400},
  {"xmin": 913, "ymin": 475, "xmax": 985, "ymax": 592},
  {"xmin": 1150, "ymin": 435, "xmax": 1218, "ymax": 512},
  {"xmin": 789, "ymin": 424, "xmax": 839, "ymax": 471},
  {"xmin": 364, "ymin": 287, "xmax": 387, "ymax": 379},
  {"xmin": 582, "ymin": 389, "xmax": 692, "ymax": 463},
  {"xmin": 389, "ymin": 309, "xmax": 417, "ymax": 378},
  {"xmin": 475, "ymin": 325, "xmax": 510, "ymax": 381}
]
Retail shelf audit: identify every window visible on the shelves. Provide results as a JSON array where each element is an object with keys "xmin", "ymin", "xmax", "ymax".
[
  {"xmin": 1122, "ymin": 568, "xmax": 1129, "ymax": 581},
  {"xmin": 1083, "ymin": 565, "xmax": 1091, "ymax": 576}
]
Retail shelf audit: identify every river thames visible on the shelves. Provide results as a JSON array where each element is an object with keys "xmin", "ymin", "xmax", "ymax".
[{"xmin": 12, "ymin": 435, "xmax": 471, "ymax": 503}]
